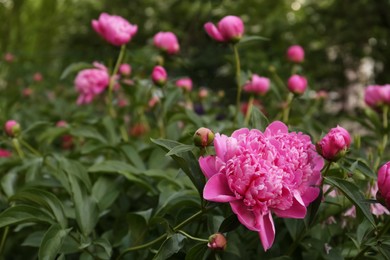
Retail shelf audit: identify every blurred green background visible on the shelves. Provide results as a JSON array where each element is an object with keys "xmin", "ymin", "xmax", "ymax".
[{"xmin": 1, "ymin": 0, "xmax": 390, "ymax": 94}]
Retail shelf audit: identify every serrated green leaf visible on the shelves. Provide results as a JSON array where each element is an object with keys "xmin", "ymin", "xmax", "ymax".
[
  {"xmin": 153, "ymin": 233, "xmax": 186, "ymax": 260},
  {"xmin": 325, "ymin": 176, "xmax": 375, "ymax": 227},
  {"xmin": 38, "ymin": 224, "xmax": 71, "ymax": 260},
  {"xmin": 0, "ymin": 205, "xmax": 55, "ymax": 228}
]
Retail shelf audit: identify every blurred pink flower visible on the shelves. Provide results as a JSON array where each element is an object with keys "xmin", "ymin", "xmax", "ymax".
[
  {"xmin": 198, "ymin": 88, "xmax": 209, "ymax": 99},
  {"xmin": 153, "ymin": 32, "xmax": 180, "ymax": 55},
  {"xmin": 204, "ymin": 15, "xmax": 244, "ymax": 43},
  {"xmin": 74, "ymin": 62, "xmax": 109, "ymax": 105},
  {"xmin": 33, "ymin": 72, "xmax": 43, "ymax": 82},
  {"xmin": 92, "ymin": 13, "xmax": 137, "ymax": 46},
  {"xmin": 208, "ymin": 233, "xmax": 227, "ymax": 250},
  {"xmin": 287, "ymin": 75, "xmax": 307, "ymax": 95},
  {"xmin": 0, "ymin": 149, "xmax": 11, "ymax": 158},
  {"xmin": 151, "ymin": 66, "xmax": 167, "ymax": 86},
  {"xmin": 3, "ymin": 53, "xmax": 14, "ymax": 63},
  {"xmin": 369, "ymin": 183, "xmax": 390, "ymax": 216},
  {"xmin": 22, "ymin": 88, "xmax": 33, "ymax": 97},
  {"xmin": 148, "ymin": 96, "xmax": 160, "ymax": 108},
  {"xmin": 176, "ymin": 77, "xmax": 193, "ymax": 92},
  {"xmin": 286, "ymin": 45, "xmax": 305, "ymax": 63},
  {"xmin": 199, "ymin": 121, "xmax": 323, "ymax": 250},
  {"xmin": 119, "ymin": 63, "xmax": 132, "ymax": 76},
  {"xmin": 377, "ymin": 162, "xmax": 390, "ymax": 210},
  {"xmin": 243, "ymin": 74, "xmax": 270, "ymax": 95},
  {"xmin": 316, "ymin": 126, "xmax": 351, "ymax": 161},
  {"xmin": 364, "ymin": 84, "xmax": 390, "ymax": 108},
  {"xmin": 4, "ymin": 120, "xmax": 20, "ymax": 137}
]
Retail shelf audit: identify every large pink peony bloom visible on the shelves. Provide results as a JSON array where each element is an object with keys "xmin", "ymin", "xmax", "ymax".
[
  {"xmin": 74, "ymin": 62, "xmax": 110, "ymax": 105},
  {"xmin": 199, "ymin": 121, "xmax": 324, "ymax": 250},
  {"xmin": 204, "ymin": 15, "xmax": 244, "ymax": 43},
  {"xmin": 92, "ymin": 13, "xmax": 138, "ymax": 46}
]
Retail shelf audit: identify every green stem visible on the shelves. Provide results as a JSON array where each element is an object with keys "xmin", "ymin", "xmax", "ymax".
[
  {"xmin": 119, "ymin": 125, "xmax": 129, "ymax": 143},
  {"xmin": 244, "ymin": 95, "xmax": 255, "ymax": 127},
  {"xmin": 0, "ymin": 226, "xmax": 9, "ymax": 255},
  {"xmin": 383, "ymin": 105, "xmax": 388, "ymax": 130},
  {"xmin": 107, "ymin": 44, "xmax": 127, "ymax": 118},
  {"xmin": 233, "ymin": 44, "xmax": 242, "ymax": 127},
  {"xmin": 282, "ymin": 93, "xmax": 294, "ymax": 124},
  {"xmin": 12, "ymin": 138, "xmax": 24, "ymax": 159},
  {"xmin": 19, "ymin": 138, "xmax": 42, "ymax": 157},
  {"xmin": 176, "ymin": 230, "xmax": 208, "ymax": 243}
]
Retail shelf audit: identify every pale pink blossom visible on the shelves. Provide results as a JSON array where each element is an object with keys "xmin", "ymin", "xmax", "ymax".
[
  {"xmin": 286, "ymin": 45, "xmax": 305, "ymax": 63},
  {"xmin": 199, "ymin": 121, "xmax": 323, "ymax": 250},
  {"xmin": 153, "ymin": 32, "xmax": 180, "ymax": 55},
  {"xmin": 119, "ymin": 63, "xmax": 132, "ymax": 76},
  {"xmin": 287, "ymin": 75, "xmax": 307, "ymax": 95},
  {"xmin": 74, "ymin": 62, "xmax": 110, "ymax": 105},
  {"xmin": 316, "ymin": 126, "xmax": 351, "ymax": 161},
  {"xmin": 204, "ymin": 15, "xmax": 244, "ymax": 43},
  {"xmin": 176, "ymin": 77, "xmax": 193, "ymax": 92},
  {"xmin": 243, "ymin": 75, "xmax": 270, "ymax": 95},
  {"xmin": 92, "ymin": 13, "xmax": 137, "ymax": 46}
]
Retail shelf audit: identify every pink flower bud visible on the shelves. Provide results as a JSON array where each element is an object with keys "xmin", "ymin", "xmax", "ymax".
[
  {"xmin": 364, "ymin": 84, "xmax": 390, "ymax": 109},
  {"xmin": 316, "ymin": 126, "xmax": 351, "ymax": 161},
  {"xmin": 33, "ymin": 72, "xmax": 43, "ymax": 82},
  {"xmin": 194, "ymin": 127, "xmax": 214, "ymax": 147},
  {"xmin": 22, "ymin": 88, "xmax": 33, "ymax": 97},
  {"xmin": 56, "ymin": 120, "xmax": 69, "ymax": 128},
  {"xmin": 92, "ymin": 13, "xmax": 137, "ymax": 46},
  {"xmin": 286, "ymin": 45, "xmax": 305, "ymax": 63},
  {"xmin": 0, "ymin": 149, "xmax": 11, "ymax": 158},
  {"xmin": 4, "ymin": 53, "xmax": 14, "ymax": 63},
  {"xmin": 4, "ymin": 120, "xmax": 21, "ymax": 137},
  {"xmin": 207, "ymin": 233, "xmax": 227, "ymax": 250},
  {"xmin": 151, "ymin": 66, "xmax": 167, "ymax": 86},
  {"xmin": 377, "ymin": 162, "xmax": 390, "ymax": 210},
  {"xmin": 176, "ymin": 77, "xmax": 193, "ymax": 92},
  {"xmin": 287, "ymin": 75, "xmax": 307, "ymax": 95},
  {"xmin": 119, "ymin": 63, "xmax": 132, "ymax": 76},
  {"xmin": 148, "ymin": 96, "xmax": 160, "ymax": 108},
  {"xmin": 243, "ymin": 74, "xmax": 270, "ymax": 95},
  {"xmin": 153, "ymin": 32, "xmax": 180, "ymax": 55},
  {"xmin": 204, "ymin": 15, "xmax": 244, "ymax": 43},
  {"xmin": 198, "ymin": 88, "xmax": 209, "ymax": 99}
]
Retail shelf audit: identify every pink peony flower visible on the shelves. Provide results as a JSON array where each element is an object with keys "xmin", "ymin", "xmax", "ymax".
[
  {"xmin": 316, "ymin": 126, "xmax": 351, "ymax": 161},
  {"xmin": 377, "ymin": 162, "xmax": 390, "ymax": 210},
  {"xmin": 198, "ymin": 88, "xmax": 209, "ymax": 99},
  {"xmin": 176, "ymin": 77, "xmax": 193, "ymax": 92},
  {"xmin": 287, "ymin": 75, "xmax": 307, "ymax": 95},
  {"xmin": 199, "ymin": 121, "xmax": 324, "ymax": 250},
  {"xmin": 119, "ymin": 63, "xmax": 132, "ymax": 76},
  {"xmin": 92, "ymin": 13, "xmax": 138, "ymax": 46},
  {"xmin": 286, "ymin": 45, "xmax": 305, "ymax": 63},
  {"xmin": 0, "ymin": 149, "xmax": 11, "ymax": 158},
  {"xmin": 204, "ymin": 15, "xmax": 244, "ymax": 43},
  {"xmin": 4, "ymin": 120, "xmax": 20, "ymax": 137},
  {"xmin": 153, "ymin": 32, "xmax": 180, "ymax": 55},
  {"xmin": 33, "ymin": 72, "xmax": 43, "ymax": 82},
  {"xmin": 243, "ymin": 74, "xmax": 270, "ymax": 95},
  {"xmin": 369, "ymin": 183, "xmax": 390, "ymax": 216},
  {"xmin": 151, "ymin": 66, "xmax": 167, "ymax": 86},
  {"xmin": 364, "ymin": 84, "xmax": 390, "ymax": 108},
  {"xmin": 74, "ymin": 62, "xmax": 110, "ymax": 105}
]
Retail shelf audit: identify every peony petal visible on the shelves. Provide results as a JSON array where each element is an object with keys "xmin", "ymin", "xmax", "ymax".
[
  {"xmin": 214, "ymin": 134, "xmax": 228, "ymax": 159},
  {"xmin": 273, "ymin": 191, "xmax": 307, "ymax": 218},
  {"xmin": 265, "ymin": 121, "xmax": 288, "ymax": 136},
  {"xmin": 199, "ymin": 156, "xmax": 217, "ymax": 179},
  {"xmin": 230, "ymin": 200, "xmax": 259, "ymax": 231},
  {"xmin": 204, "ymin": 22, "xmax": 225, "ymax": 42},
  {"xmin": 258, "ymin": 212, "xmax": 275, "ymax": 251},
  {"xmin": 301, "ymin": 187, "xmax": 320, "ymax": 206},
  {"xmin": 204, "ymin": 174, "xmax": 236, "ymax": 202}
]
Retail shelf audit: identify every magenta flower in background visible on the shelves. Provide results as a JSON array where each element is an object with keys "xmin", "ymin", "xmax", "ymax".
[
  {"xmin": 151, "ymin": 66, "xmax": 167, "ymax": 86},
  {"xmin": 92, "ymin": 13, "xmax": 138, "ymax": 46},
  {"xmin": 364, "ymin": 84, "xmax": 390, "ymax": 109},
  {"xmin": 199, "ymin": 121, "xmax": 324, "ymax": 250},
  {"xmin": 153, "ymin": 32, "xmax": 180, "ymax": 55},
  {"xmin": 377, "ymin": 162, "xmax": 390, "ymax": 210},
  {"xmin": 316, "ymin": 126, "xmax": 351, "ymax": 161},
  {"xmin": 176, "ymin": 77, "xmax": 193, "ymax": 92},
  {"xmin": 287, "ymin": 75, "xmax": 307, "ymax": 95},
  {"xmin": 0, "ymin": 149, "xmax": 11, "ymax": 158},
  {"xmin": 243, "ymin": 74, "xmax": 270, "ymax": 95},
  {"xmin": 119, "ymin": 63, "xmax": 132, "ymax": 76},
  {"xmin": 204, "ymin": 15, "xmax": 244, "ymax": 43},
  {"xmin": 74, "ymin": 62, "xmax": 110, "ymax": 105},
  {"xmin": 287, "ymin": 45, "xmax": 305, "ymax": 63}
]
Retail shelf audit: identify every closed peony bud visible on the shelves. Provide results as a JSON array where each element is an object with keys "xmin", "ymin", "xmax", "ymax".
[
  {"xmin": 4, "ymin": 120, "xmax": 21, "ymax": 137},
  {"xmin": 364, "ymin": 84, "xmax": 390, "ymax": 109},
  {"xmin": 287, "ymin": 75, "xmax": 307, "ymax": 95},
  {"xmin": 119, "ymin": 63, "xmax": 132, "ymax": 76},
  {"xmin": 204, "ymin": 15, "xmax": 244, "ymax": 43},
  {"xmin": 92, "ymin": 13, "xmax": 137, "ymax": 46},
  {"xmin": 176, "ymin": 77, "xmax": 193, "ymax": 92},
  {"xmin": 286, "ymin": 45, "xmax": 305, "ymax": 63},
  {"xmin": 194, "ymin": 127, "xmax": 214, "ymax": 147},
  {"xmin": 207, "ymin": 233, "xmax": 227, "ymax": 250},
  {"xmin": 153, "ymin": 32, "xmax": 180, "ymax": 55},
  {"xmin": 243, "ymin": 74, "xmax": 270, "ymax": 95},
  {"xmin": 377, "ymin": 162, "xmax": 390, "ymax": 209},
  {"xmin": 316, "ymin": 126, "xmax": 351, "ymax": 161},
  {"xmin": 151, "ymin": 66, "xmax": 167, "ymax": 86}
]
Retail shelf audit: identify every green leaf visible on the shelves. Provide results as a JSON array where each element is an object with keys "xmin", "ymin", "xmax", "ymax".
[
  {"xmin": 249, "ymin": 107, "xmax": 269, "ymax": 131},
  {"xmin": 218, "ymin": 214, "xmax": 240, "ymax": 233},
  {"xmin": 185, "ymin": 243, "xmax": 208, "ymax": 260},
  {"xmin": 102, "ymin": 116, "xmax": 120, "ymax": 145},
  {"xmin": 166, "ymin": 144, "xmax": 195, "ymax": 156},
  {"xmin": 185, "ymin": 109, "xmax": 203, "ymax": 128},
  {"xmin": 238, "ymin": 35, "xmax": 269, "ymax": 46},
  {"xmin": 156, "ymin": 189, "xmax": 199, "ymax": 216},
  {"xmin": 92, "ymin": 177, "xmax": 120, "ymax": 211},
  {"xmin": 151, "ymin": 138, "xmax": 205, "ymax": 195},
  {"xmin": 127, "ymin": 213, "xmax": 148, "ymax": 247},
  {"xmin": 58, "ymin": 157, "xmax": 92, "ymax": 191},
  {"xmin": 38, "ymin": 224, "xmax": 71, "ymax": 260},
  {"xmin": 22, "ymin": 231, "xmax": 45, "ymax": 247},
  {"xmin": 120, "ymin": 144, "xmax": 146, "ymax": 170},
  {"xmin": 22, "ymin": 121, "xmax": 51, "ymax": 136},
  {"xmin": 324, "ymin": 176, "xmax": 376, "ymax": 227},
  {"xmin": 0, "ymin": 205, "xmax": 55, "ymax": 228},
  {"xmin": 153, "ymin": 233, "xmax": 186, "ymax": 260},
  {"xmin": 10, "ymin": 188, "xmax": 67, "ymax": 228},
  {"xmin": 93, "ymin": 238, "xmax": 112, "ymax": 259},
  {"xmin": 70, "ymin": 127, "xmax": 107, "ymax": 144},
  {"xmin": 304, "ymin": 188, "xmax": 322, "ymax": 228},
  {"xmin": 341, "ymin": 158, "xmax": 376, "ymax": 179},
  {"xmin": 60, "ymin": 62, "xmax": 92, "ymax": 80}
]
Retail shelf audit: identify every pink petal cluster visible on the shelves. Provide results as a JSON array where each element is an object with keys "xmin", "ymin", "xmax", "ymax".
[
  {"xmin": 377, "ymin": 162, "xmax": 390, "ymax": 209},
  {"xmin": 243, "ymin": 74, "xmax": 270, "ymax": 95},
  {"xmin": 74, "ymin": 62, "xmax": 110, "ymax": 105},
  {"xmin": 286, "ymin": 45, "xmax": 305, "ymax": 63},
  {"xmin": 316, "ymin": 126, "xmax": 351, "ymax": 161},
  {"xmin": 287, "ymin": 75, "xmax": 307, "ymax": 95},
  {"xmin": 199, "ymin": 121, "xmax": 324, "ymax": 250},
  {"xmin": 153, "ymin": 32, "xmax": 180, "ymax": 55},
  {"xmin": 176, "ymin": 77, "xmax": 193, "ymax": 92},
  {"xmin": 364, "ymin": 84, "xmax": 390, "ymax": 109},
  {"xmin": 151, "ymin": 66, "xmax": 167, "ymax": 86},
  {"xmin": 92, "ymin": 13, "xmax": 138, "ymax": 46},
  {"xmin": 204, "ymin": 15, "xmax": 244, "ymax": 43},
  {"xmin": 0, "ymin": 149, "xmax": 11, "ymax": 158},
  {"xmin": 119, "ymin": 63, "xmax": 132, "ymax": 76}
]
